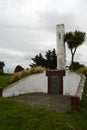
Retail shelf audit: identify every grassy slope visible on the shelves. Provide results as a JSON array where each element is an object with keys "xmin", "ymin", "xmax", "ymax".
[
  {"xmin": 0, "ymin": 80, "xmax": 87, "ymax": 130},
  {"xmin": 0, "ymin": 74, "xmax": 12, "ymax": 88}
]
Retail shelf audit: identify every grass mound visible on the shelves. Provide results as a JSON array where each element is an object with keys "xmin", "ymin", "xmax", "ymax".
[{"xmin": 0, "ymin": 74, "xmax": 12, "ymax": 88}]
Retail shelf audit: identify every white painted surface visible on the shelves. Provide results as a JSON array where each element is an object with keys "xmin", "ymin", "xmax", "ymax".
[
  {"xmin": 63, "ymin": 70, "xmax": 81, "ymax": 96},
  {"xmin": 56, "ymin": 24, "xmax": 66, "ymax": 70},
  {"xmin": 75, "ymin": 74, "xmax": 86, "ymax": 100},
  {"xmin": 3, "ymin": 72, "xmax": 47, "ymax": 97},
  {"xmin": 2, "ymin": 71, "xmax": 81, "ymax": 97}
]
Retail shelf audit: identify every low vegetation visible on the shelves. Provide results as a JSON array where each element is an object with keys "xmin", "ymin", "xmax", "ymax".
[
  {"xmin": 10, "ymin": 66, "xmax": 45, "ymax": 83},
  {"xmin": 0, "ymin": 78, "xmax": 87, "ymax": 130},
  {"xmin": 77, "ymin": 67, "xmax": 87, "ymax": 77},
  {"xmin": 0, "ymin": 74, "xmax": 12, "ymax": 88}
]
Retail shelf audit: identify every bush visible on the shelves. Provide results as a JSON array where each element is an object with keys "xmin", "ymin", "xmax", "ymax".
[
  {"xmin": 69, "ymin": 62, "xmax": 85, "ymax": 71},
  {"xmin": 10, "ymin": 73, "xmax": 20, "ymax": 83},
  {"xmin": 77, "ymin": 67, "xmax": 87, "ymax": 76},
  {"xmin": 30, "ymin": 66, "xmax": 45, "ymax": 74},
  {"xmin": 82, "ymin": 68, "xmax": 87, "ymax": 77}
]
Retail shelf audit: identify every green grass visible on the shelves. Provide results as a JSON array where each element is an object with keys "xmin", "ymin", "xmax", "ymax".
[
  {"xmin": 0, "ymin": 79, "xmax": 87, "ymax": 130},
  {"xmin": 0, "ymin": 74, "xmax": 12, "ymax": 88}
]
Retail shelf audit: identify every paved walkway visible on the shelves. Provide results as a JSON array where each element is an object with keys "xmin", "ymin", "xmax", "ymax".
[{"xmin": 9, "ymin": 93, "xmax": 71, "ymax": 112}]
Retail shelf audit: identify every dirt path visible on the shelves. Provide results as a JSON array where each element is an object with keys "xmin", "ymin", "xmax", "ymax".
[{"xmin": 9, "ymin": 93, "xmax": 71, "ymax": 112}]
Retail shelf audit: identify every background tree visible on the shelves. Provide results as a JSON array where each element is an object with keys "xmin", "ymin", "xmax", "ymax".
[
  {"xmin": 45, "ymin": 49, "xmax": 57, "ymax": 69},
  {"xmin": 69, "ymin": 61, "xmax": 85, "ymax": 71},
  {"xmin": 51, "ymin": 49, "xmax": 57, "ymax": 69},
  {"xmin": 14, "ymin": 65, "xmax": 24, "ymax": 73},
  {"xmin": 30, "ymin": 53, "xmax": 45, "ymax": 68},
  {"xmin": 0, "ymin": 61, "xmax": 5, "ymax": 73},
  {"xmin": 30, "ymin": 49, "xmax": 57, "ymax": 69},
  {"xmin": 45, "ymin": 50, "xmax": 52, "ymax": 69},
  {"xmin": 64, "ymin": 30, "xmax": 86, "ymax": 70}
]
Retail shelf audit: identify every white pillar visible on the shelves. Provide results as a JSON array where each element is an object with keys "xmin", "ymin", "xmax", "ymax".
[{"xmin": 56, "ymin": 24, "xmax": 66, "ymax": 70}]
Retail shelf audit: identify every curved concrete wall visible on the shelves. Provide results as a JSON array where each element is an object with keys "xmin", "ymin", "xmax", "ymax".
[
  {"xmin": 3, "ymin": 71, "xmax": 81, "ymax": 97},
  {"xmin": 3, "ymin": 72, "xmax": 48, "ymax": 97},
  {"xmin": 75, "ymin": 74, "xmax": 86, "ymax": 100}
]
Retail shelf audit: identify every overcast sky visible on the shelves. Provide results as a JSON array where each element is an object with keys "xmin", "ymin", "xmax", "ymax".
[{"xmin": 0, "ymin": 0, "xmax": 87, "ymax": 72}]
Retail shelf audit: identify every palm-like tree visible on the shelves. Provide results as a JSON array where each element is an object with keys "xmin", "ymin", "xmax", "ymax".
[{"xmin": 64, "ymin": 30, "xmax": 86, "ymax": 70}]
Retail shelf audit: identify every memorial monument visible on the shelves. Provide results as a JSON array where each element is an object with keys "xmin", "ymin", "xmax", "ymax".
[
  {"xmin": 56, "ymin": 24, "xmax": 65, "ymax": 70},
  {"xmin": 46, "ymin": 24, "xmax": 66, "ymax": 95}
]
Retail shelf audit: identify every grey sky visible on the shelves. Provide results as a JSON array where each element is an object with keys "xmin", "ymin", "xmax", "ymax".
[{"xmin": 0, "ymin": 0, "xmax": 87, "ymax": 72}]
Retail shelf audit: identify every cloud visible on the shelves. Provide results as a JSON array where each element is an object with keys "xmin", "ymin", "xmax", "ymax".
[
  {"xmin": 37, "ymin": 9, "xmax": 79, "ymax": 33},
  {"xmin": 0, "ymin": 0, "xmax": 87, "ymax": 72}
]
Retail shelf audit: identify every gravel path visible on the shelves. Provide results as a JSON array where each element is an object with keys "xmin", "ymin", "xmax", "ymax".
[{"xmin": 9, "ymin": 93, "xmax": 71, "ymax": 112}]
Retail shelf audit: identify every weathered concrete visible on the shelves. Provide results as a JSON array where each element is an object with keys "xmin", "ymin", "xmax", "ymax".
[
  {"xmin": 63, "ymin": 70, "xmax": 81, "ymax": 96},
  {"xmin": 3, "ymin": 72, "xmax": 47, "ymax": 97},
  {"xmin": 2, "ymin": 70, "xmax": 81, "ymax": 98},
  {"xmin": 75, "ymin": 74, "xmax": 86, "ymax": 100},
  {"xmin": 56, "ymin": 24, "xmax": 65, "ymax": 70},
  {"xmin": 9, "ymin": 93, "xmax": 71, "ymax": 112}
]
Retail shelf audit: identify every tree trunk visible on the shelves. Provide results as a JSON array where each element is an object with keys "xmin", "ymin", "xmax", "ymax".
[
  {"xmin": 70, "ymin": 47, "xmax": 77, "ymax": 71},
  {"xmin": 71, "ymin": 53, "xmax": 74, "ymax": 65},
  {"xmin": 71, "ymin": 53, "xmax": 74, "ymax": 71}
]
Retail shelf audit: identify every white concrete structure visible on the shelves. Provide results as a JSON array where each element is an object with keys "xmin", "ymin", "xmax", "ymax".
[
  {"xmin": 3, "ymin": 72, "xmax": 47, "ymax": 97},
  {"xmin": 56, "ymin": 24, "xmax": 65, "ymax": 70},
  {"xmin": 63, "ymin": 70, "xmax": 81, "ymax": 96},
  {"xmin": 2, "ymin": 71, "xmax": 81, "ymax": 97}
]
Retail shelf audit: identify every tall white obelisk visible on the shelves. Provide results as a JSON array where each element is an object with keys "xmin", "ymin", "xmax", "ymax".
[
  {"xmin": 46, "ymin": 24, "xmax": 65, "ymax": 95},
  {"xmin": 56, "ymin": 24, "xmax": 65, "ymax": 70}
]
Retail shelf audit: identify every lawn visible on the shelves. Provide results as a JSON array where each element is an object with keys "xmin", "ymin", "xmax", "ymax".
[
  {"xmin": 0, "ymin": 74, "xmax": 12, "ymax": 88},
  {"xmin": 0, "ymin": 79, "xmax": 87, "ymax": 130}
]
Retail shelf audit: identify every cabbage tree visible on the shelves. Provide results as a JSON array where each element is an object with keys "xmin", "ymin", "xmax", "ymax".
[{"xmin": 64, "ymin": 30, "xmax": 86, "ymax": 70}]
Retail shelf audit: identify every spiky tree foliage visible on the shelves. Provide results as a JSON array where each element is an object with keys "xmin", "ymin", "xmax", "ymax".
[
  {"xmin": 45, "ymin": 49, "xmax": 57, "ymax": 69},
  {"xmin": 30, "ymin": 53, "xmax": 45, "ymax": 68},
  {"xmin": 30, "ymin": 49, "xmax": 57, "ymax": 69},
  {"xmin": 64, "ymin": 30, "xmax": 86, "ymax": 70}
]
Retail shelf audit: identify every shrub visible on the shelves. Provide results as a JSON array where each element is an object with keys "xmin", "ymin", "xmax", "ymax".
[
  {"xmin": 82, "ymin": 68, "xmax": 87, "ymax": 77},
  {"xmin": 69, "ymin": 62, "xmax": 85, "ymax": 71},
  {"xmin": 10, "ymin": 73, "xmax": 20, "ymax": 83},
  {"xmin": 30, "ymin": 66, "xmax": 45, "ymax": 74},
  {"xmin": 77, "ymin": 67, "xmax": 87, "ymax": 76}
]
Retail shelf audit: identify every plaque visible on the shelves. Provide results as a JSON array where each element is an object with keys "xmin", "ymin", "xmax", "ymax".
[{"xmin": 50, "ymin": 76, "xmax": 61, "ymax": 94}]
